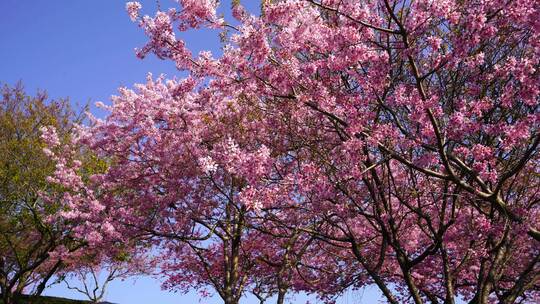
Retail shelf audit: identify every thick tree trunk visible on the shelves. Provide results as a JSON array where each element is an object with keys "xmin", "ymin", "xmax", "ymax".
[
  {"xmin": 35, "ymin": 260, "xmax": 63, "ymax": 296},
  {"xmin": 276, "ymin": 289, "xmax": 286, "ymax": 304},
  {"xmin": 223, "ymin": 295, "xmax": 239, "ymax": 304}
]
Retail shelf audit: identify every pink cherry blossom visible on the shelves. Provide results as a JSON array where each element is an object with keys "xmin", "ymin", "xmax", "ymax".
[{"xmin": 44, "ymin": 1, "xmax": 540, "ymax": 303}]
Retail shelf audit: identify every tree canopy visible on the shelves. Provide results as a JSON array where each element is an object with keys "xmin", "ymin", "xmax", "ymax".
[
  {"xmin": 0, "ymin": 83, "xmax": 112, "ymax": 304},
  {"xmin": 44, "ymin": 1, "xmax": 540, "ymax": 304},
  {"xmin": 0, "ymin": 83, "xmax": 82, "ymax": 303}
]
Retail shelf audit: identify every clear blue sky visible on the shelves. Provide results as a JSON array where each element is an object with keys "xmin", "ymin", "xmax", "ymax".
[{"xmin": 0, "ymin": 1, "xmax": 383, "ymax": 303}]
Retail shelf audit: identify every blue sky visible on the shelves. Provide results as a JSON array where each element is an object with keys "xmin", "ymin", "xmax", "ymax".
[{"xmin": 0, "ymin": 1, "xmax": 384, "ymax": 303}]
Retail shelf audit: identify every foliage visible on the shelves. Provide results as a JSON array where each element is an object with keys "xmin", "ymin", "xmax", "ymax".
[
  {"xmin": 0, "ymin": 83, "xmax": 95, "ymax": 304},
  {"xmin": 46, "ymin": 1, "xmax": 540, "ymax": 304}
]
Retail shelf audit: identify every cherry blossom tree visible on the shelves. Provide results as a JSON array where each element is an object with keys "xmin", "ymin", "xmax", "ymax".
[
  {"xmin": 46, "ymin": 1, "xmax": 540, "ymax": 303},
  {"xmin": 0, "ymin": 83, "xmax": 101, "ymax": 304}
]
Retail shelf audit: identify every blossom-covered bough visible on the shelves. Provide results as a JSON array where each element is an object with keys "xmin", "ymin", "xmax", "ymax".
[{"xmin": 45, "ymin": 1, "xmax": 539, "ymax": 303}]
